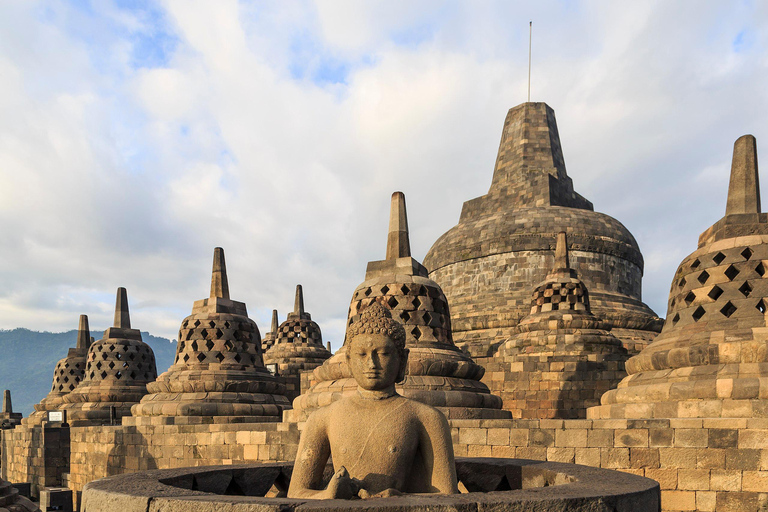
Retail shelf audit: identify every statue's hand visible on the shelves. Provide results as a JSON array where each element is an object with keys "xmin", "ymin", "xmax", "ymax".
[
  {"xmin": 358, "ymin": 488, "xmax": 402, "ymax": 499},
  {"xmin": 325, "ymin": 466, "xmax": 360, "ymax": 500}
]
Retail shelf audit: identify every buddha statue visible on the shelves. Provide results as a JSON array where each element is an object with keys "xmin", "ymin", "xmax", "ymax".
[{"xmin": 287, "ymin": 302, "xmax": 458, "ymax": 499}]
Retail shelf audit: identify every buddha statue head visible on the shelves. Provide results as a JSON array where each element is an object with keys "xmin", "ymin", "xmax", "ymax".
[{"xmin": 345, "ymin": 301, "xmax": 409, "ymax": 392}]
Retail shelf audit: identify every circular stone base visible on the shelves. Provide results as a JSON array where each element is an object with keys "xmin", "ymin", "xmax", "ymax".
[{"xmin": 81, "ymin": 458, "xmax": 659, "ymax": 512}]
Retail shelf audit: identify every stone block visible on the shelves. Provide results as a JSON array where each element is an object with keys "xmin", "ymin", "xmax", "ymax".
[
  {"xmin": 546, "ymin": 447, "xmax": 574, "ymax": 463},
  {"xmin": 695, "ymin": 490, "xmax": 717, "ymax": 512},
  {"xmin": 458, "ymin": 428, "xmax": 487, "ymax": 445},
  {"xmin": 661, "ymin": 490, "xmax": 697, "ymax": 511},
  {"xmin": 678, "ymin": 469, "xmax": 710, "ymax": 491},
  {"xmin": 614, "ymin": 429, "xmax": 648, "ymax": 447},
  {"xmin": 630, "ymin": 448, "xmax": 660, "ymax": 469},
  {"xmin": 600, "ymin": 448, "xmax": 629, "ymax": 469},
  {"xmin": 710, "ymin": 469, "xmax": 742, "ymax": 491},
  {"xmin": 675, "ymin": 428, "xmax": 708, "ymax": 448},
  {"xmin": 487, "ymin": 428, "xmax": 509, "ymax": 446},
  {"xmin": 649, "ymin": 428, "xmax": 674, "ymax": 447},
  {"xmin": 645, "ymin": 468, "xmax": 678, "ymax": 490},
  {"xmin": 660, "ymin": 448, "xmax": 697, "ymax": 469},
  {"xmin": 587, "ymin": 429, "xmax": 614, "ymax": 447},
  {"xmin": 697, "ymin": 448, "xmax": 726, "ymax": 469},
  {"xmin": 741, "ymin": 470, "xmax": 768, "ymax": 492},
  {"xmin": 555, "ymin": 429, "xmax": 587, "ymax": 448}
]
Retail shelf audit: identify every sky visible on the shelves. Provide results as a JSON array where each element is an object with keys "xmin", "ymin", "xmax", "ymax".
[{"xmin": 0, "ymin": 0, "xmax": 767, "ymax": 350}]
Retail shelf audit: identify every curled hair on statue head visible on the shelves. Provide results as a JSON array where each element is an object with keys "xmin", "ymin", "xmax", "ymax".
[{"xmin": 346, "ymin": 299, "xmax": 409, "ymax": 383}]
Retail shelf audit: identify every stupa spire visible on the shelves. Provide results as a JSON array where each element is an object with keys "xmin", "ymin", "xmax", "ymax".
[
  {"xmin": 210, "ymin": 247, "xmax": 230, "ymax": 300},
  {"xmin": 2, "ymin": 390, "xmax": 11, "ymax": 413},
  {"xmin": 386, "ymin": 191, "xmax": 411, "ymax": 260},
  {"xmin": 726, "ymin": 134, "xmax": 761, "ymax": 216},
  {"xmin": 294, "ymin": 285, "xmax": 305, "ymax": 315},
  {"xmin": 270, "ymin": 309, "xmax": 279, "ymax": 335},
  {"xmin": 554, "ymin": 231, "xmax": 569, "ymax": 270},
  {"xmin": 77, "ymin": 314, "xmax": 91, "ymax": 351},
  {"xmin": 114, "ymin": 287, "xmax": 131, "ymax": 329}
]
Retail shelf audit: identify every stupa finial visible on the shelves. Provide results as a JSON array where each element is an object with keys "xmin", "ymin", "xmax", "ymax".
[
  {"xmin": 726, "ymin": 135, "xmax": 760, "ymax": 216},
  {"xmin": 114, "ymin": 287, "xmax": 131, "ymax": 329},
  {"xmin": 294, "ymin": 285, "xmax": 305, "ymax": 315},
  {"xmin": 554, "ymin": 232, "xmax": 569, "ymax": 270},
  {"xmin": 386, "ymin": 191, "xmax": 411, "ymax": 260},
  {"xmin": 2, "ymin": 390, "xmax": 11, "ymax": 413},
  {"xmin": 77, "ymin": 314, "xmax": 91, "ymax": 351},
  {"xmin": 210, "ymin": 247, "xmax": 230, "ymax": 300},
  {"xmin": 271, "ymin": 309, "xmax": 279, "ymax": 335}
]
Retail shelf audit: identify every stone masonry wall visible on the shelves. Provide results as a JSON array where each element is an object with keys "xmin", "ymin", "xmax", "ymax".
[
  {"xmin": 450, "ymin": 418, "xmax": 768, "ymax": 512},
  {"xmin": 430, "ymin": 249, "xmax": 648, "ymax": 358},
  {"xmin": 1, "ymin": 425, "xmax": 69, "ymax": 498},
  {"xmin": 67, "ymin": 422, "xmax": 300, "ymax": 509},
  {"xmin": 51, "ymin": 416, "xmax": 768, "ymax": 511},
  {"xmin": 4, "ymin": 413, "xmax": 766, "ymax": 511}
]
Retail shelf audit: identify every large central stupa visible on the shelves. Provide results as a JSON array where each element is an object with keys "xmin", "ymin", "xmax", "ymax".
[{"xmin": 424, "ymin": 102, "xmax": 662, "ymax": 359}]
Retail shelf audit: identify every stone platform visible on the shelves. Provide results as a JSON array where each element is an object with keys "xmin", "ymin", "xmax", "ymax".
[{"xmin": 80, "ymin": 458, "xmax": 659, "ymax": 512}]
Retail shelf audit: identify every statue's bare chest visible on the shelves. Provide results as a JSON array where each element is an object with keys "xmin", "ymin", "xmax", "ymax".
[{"xmin": 327, "ymin": 400, "xmax": 420, "ymax": 484}]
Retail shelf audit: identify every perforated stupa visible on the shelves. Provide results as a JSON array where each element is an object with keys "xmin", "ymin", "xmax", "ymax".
[
  {"xmin": 130, "ymin": 248, "xmax": 290, "ymax": 424},
  {"xmin": 593, "ymin": 135, "xmax": 768, "ymax": 419},
  {"xmin": 24, "ymin": 315, "xmax": 92, "ymax": 426},
  {"xmin": 262, "ymin": 309, "xmax": 279, "ymax": 352},
  {"xmin": 491, "ymin": 232, "xmax": 628, "ymax": 419},
  {"xmin": 62, "ymin": 288, "xmax": 157, "ymax": 426},
  {"xmin": 292, "ymin": 192, "xmax": 509, "ymax": 421},
  {"xmin": 263, "ymin": 285, "xmax": 331, "ymax": 400}
]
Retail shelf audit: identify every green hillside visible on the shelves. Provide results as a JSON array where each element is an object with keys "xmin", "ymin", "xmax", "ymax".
[{"xmin": 0, "ymin": 328, "xmax": 177, "ymax": 417}]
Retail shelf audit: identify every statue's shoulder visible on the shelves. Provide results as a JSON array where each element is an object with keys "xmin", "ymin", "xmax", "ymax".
[{"xmin": 399, "ymin": 396, "xmax": 448, "ymax": 424}]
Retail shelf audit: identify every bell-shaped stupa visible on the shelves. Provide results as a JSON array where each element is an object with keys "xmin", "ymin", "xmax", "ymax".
[
  {"xmin": 292, "ymin": 192, "xmax": 509, "ymax": 421},
  {"xmin": 492, "ymin": 232, "xmax": 628, "ymax": 419},
  {"xmin": 263, "ymin": 285, "xmax": 332, "ymax": 400},
  {"xmin": 24, "ymin": 315, "xmax": 92, "ymax": 426},
  {"xmin": 0, "ymin": 476, "xmax": 39, "ymax": 512},
  {"xmin": 130, "ymin": 248, "xmax": 290, "ymax": 424},
  {"xmin": 593, "ymin": 135, "xmax": 768, "ymax": 419},
  {"xmin": 62, "ymin": 288, "xmax": 157, "ymax": 426},
  {"xmin": 424, "ymin": 102, "xmax": 662, "ymax": 359},
  {"xmin": 262, "ymin": 309, "xmax": 279, "ymax": 352}
]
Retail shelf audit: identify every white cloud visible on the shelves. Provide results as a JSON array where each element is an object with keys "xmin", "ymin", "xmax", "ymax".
[{"xmin": 0, "ymin": 0, "xmax": 767, "ymax": 355}]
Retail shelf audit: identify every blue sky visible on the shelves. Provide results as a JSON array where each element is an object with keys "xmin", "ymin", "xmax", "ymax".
[{"xmin": 0, "ymin": 0, "xmax": 767, "ymax": 348}]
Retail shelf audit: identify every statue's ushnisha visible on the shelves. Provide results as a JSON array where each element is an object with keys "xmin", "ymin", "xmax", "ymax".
[{"xmin": 288, "ymin": 301, "xmax": 458, "ymax": 499}]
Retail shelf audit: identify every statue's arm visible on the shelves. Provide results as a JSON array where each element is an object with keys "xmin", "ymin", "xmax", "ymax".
[
  {"xmin": 287, "ymin": 409, "xmax": 333, "ymax": 499},
  {"xmin": 420, "ymin": 408, "xmax": 459, "ymax": 494}
]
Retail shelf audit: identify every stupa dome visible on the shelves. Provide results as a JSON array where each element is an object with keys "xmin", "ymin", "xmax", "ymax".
[{"xmin": 424, "ymin": 102, "xmax": 662, "ymax": 358}]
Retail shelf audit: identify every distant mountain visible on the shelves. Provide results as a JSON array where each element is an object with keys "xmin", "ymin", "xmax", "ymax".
[{"xmin": 0, "ymin": 328, "xmax": 177, "ymax": 417}]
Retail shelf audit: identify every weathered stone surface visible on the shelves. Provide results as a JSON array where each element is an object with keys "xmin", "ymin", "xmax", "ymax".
[
  {"xmin": 0, "ymin": 389, "xmax": 22, "ymax": 428},
  {"xmin": 490, "ymin": 233, "xmax": 629, "ymax": 419},
  {"xmin": 292, "ymin": 192, "xmax": 508, "ymax": 421},
  {"xmin": 423, "ymin": 102, "xmax": 662, "ymax": 359},
  {"xmin": 24, "ymin": 315, "xmax": 92, "ymax": 426},
  {"xmin": 593, "ymin": 135, "xmax": 768, "ymax": 420},
  {"xmin": 79, "ymin": 459, "xmax": 660, "ymax": 512},
  {"xmin": 288, "ymin": 303, "xmax": 458, "ymax": 498},
  {"xmin": 261, "ymin": 309, "xmax": 279, "ymax": 352},
  {"xmin": 61, "ymin": 288, "xmax": 157, "ymax": 426},
  {"xmin": 0, "ymin": 476, "xmax": 39, "ymax": 511},
  {"xmin": 130, "ymin": 248, "xmax": 290, "ymax": 423},
  {"xmin": 263, "ymin": 285, "xmax": 331, "ymax": 401}
]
